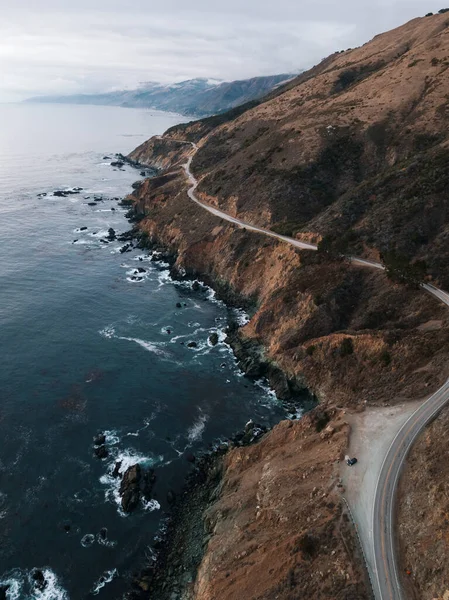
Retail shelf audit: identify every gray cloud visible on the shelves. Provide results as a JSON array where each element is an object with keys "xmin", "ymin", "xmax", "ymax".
[{"xmin": 0, "ymin": 0, "xmax": 444, "ymax": 101}]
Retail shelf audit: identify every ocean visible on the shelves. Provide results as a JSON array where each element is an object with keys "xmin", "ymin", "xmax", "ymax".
[{"xmin": 0, "ymin": 103, "xmax": 287, "ymax": 598}]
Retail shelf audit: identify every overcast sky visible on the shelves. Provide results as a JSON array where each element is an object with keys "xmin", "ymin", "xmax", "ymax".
[{"xmin": 0, "ymin": 0, "xmax": 444, "ymax": 101}]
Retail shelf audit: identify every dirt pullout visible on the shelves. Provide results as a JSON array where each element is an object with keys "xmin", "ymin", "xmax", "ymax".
[
  {"xmin": 397, "ymin": 404, "xmax": 449, "ymax": 600},
  {"xmin": 192, "ymin": 409, "xmax": 370, "ymax": 600},
  {"xmin": 340, "ymin": 401, "xmax": 421, "ymax": 585}
]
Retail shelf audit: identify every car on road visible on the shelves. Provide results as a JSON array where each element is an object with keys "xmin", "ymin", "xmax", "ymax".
[{"xmin": 346, "ymin": 457, "xmax": 358, "ymax": 466}]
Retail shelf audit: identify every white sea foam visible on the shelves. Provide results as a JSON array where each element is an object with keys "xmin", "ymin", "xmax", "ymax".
[
  {"xmin": 187, "ymin": 411, "xmax": 208, "ymax": 443},
  {"xmin": 71, "ymin": 239, "xmax": 92, "ymax": 245},
  {"xmin": 133, "ymin": 254, "xmax": 152, "ymax": 262},
  {"xmin": 125, "ymin": 416, "xmax": 155, "ymax": 438},
  {"xmin": 142, "ymin": 499, "xmax": 161, "ymax": 512},
  {"xmin": 89, "ymin": 230, "xmax": 109, "ymax": 238},
  {"xmin": 96, "ymin": 530, "xmax": 117, "ymax": 548},
  {"xmin": 125, "ymin": 268, "xmax": 149, "ymax": 284},
  {"xmin": 0, "ymin": 568, "xmax": 68, "ymax": 600},
  {"xmin": 117, "ymin": 336, "xmax": 167, "ymax": 356},
  {"xmin": 91, "ymin": 569, "xmax": 118, "ymax": 595},
  {"xmin": 103, "ymin": 430, "xmax": 120, "ymax": 446},
  {"xmin": 157, "ymin": 270, "xmax": 171, "ymax": 288},
  {"xmin": 233, "ymin": 307, "xmax": 250, "ymax": 326},
  {"xmin": 81, "ymin": 534, "xmax": 95, "ymax": 548},
  {"xmin": 99, "ymin": 325, "xmax": 115, "ymax": 339}
]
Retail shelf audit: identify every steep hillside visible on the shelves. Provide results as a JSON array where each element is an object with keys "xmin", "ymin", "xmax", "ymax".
[
  {"xmin": 26, "ymin": 74, "xmax": 293, "ymax": 117},
  {"xmin": 137, "ymin": 411, "xmax": 371, "ymax": 600},
  {"xmin": 132, "ymin": 12, "xmax": 449, "ymax": 286},
  {"xmin": 125, "ymin": 13, "xmax": 449, "ymax": 600},
  {"xmin": 127, "ymin": 13, "xmax": 449, "ymax": 408}
]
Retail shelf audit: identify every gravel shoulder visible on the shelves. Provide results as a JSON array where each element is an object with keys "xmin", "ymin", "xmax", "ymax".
[{"xmin": 340, "ymin": 401, "xmax": 422, "ymax": 589}]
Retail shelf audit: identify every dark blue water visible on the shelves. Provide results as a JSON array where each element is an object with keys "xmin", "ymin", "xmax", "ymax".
[{"xmin": 0, "ymin": 104, "xmax": 286, "ymax": 598}]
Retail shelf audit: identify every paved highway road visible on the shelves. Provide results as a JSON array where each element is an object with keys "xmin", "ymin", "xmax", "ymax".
[
  {"xmin": 372, "ymin": 377, "xmax": 449, "ymax": 599},
  {"xmin": 179, "ymin": 140, "xmax": 449, "ymax": 599}
]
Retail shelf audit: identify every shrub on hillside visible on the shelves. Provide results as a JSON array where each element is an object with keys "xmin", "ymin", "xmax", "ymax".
[
  {"xmin": 438, "ymin": 7, "xmax": 449, "ymax": 13},
  {"xmin": 340, "ymin": 338, "xmax": 354, "ymax": 357},
  {"xmin": 380, "ymin": 251, "xmax": 427, "ymax": 287}
]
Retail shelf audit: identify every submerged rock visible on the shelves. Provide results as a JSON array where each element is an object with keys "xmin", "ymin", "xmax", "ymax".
[
  {"xmin": 107, "ymin": 228, "xmax": 116, "ymax": 241},
  {"xmin": 93, "ymin": 433, "xmax": 106, "ymax": 446},
  {"xmin": 112, "ymin": 461, "xmax": 122, "ymax": 478},
  {"xmin": 187, "ymin": 342, "xmax": 198, "ymax": 349},
  {"xmin": 80, "ymin": 226, "xmax": 88, "ymax": 231},
  {"xmin": 31, "ymin": 570, "xmax": 47, "ymax": 591},
  {"xmin": 185, "ymin": 452, "xmax": 196, "ymax": 463},
  {"xmin": 0, "ymin": 585, "xmax": 10, "ymax": 600},
  {"xmin": 209, "ymin": 332, "xmax": 219, "ymax": 346},
  {"xmin": 141, "ymin": 468, "xmax": 156, "ymax": 500},
  {"xmin": 53, "ymin": 189, "xmax": 80, "ymax": 197},
  {"xmin": 94, "ymin": 445, "xmax": 108, "ymax": 459},
  {"xmin": 111, "ymin": 161, "xmax": 124, "ymax": 168}
]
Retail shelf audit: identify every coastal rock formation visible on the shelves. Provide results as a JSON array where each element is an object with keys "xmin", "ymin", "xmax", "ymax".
[
  {"xmin": 119, "ymin": 464, "xmax": 156, "ymax": 513},
  {"xmin": 120, "ymin": 464, "xmax": 141, "ymax": 513}
]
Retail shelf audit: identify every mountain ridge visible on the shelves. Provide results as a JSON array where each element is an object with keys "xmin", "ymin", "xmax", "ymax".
[{"xmin": 25, "ymin": 74, "xmax": 295, "ymax": 117}]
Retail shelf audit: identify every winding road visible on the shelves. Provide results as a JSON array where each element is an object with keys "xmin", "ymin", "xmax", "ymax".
[{"xmin": 178, "ymin": 140, "xmax": 449, "ymax": 599}]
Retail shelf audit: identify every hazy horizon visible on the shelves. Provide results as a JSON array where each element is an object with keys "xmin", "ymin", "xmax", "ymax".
[{"xmin": 1, "ymin": 0, "xmax": 446, "ymax": 102}]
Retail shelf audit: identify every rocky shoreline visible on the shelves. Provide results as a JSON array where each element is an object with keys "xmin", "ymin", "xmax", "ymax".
[
  {"xmin": 119, "ymin": 217, "xmax": 316, "ymax": 413},
  {"xmin": 125, "ymin": 420, "xmax": 270, "ymax": 600},
  {"xmin": 115, "ymin": 195, "xmax": 319, "ymax": 599}
]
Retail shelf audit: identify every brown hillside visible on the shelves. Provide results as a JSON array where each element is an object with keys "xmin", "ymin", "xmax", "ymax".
[
  {"xmin": 132, "ymin": 12, "xmax": 449, "ymax": 286},
  {"xmin": 126, "ymin": 14, "xmax": 449, "ymax": 600}
]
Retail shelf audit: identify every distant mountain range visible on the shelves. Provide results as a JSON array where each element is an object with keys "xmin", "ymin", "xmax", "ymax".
[{"xmin": 26, "ymin": 74, "xmax": 295, "ymax": 117}]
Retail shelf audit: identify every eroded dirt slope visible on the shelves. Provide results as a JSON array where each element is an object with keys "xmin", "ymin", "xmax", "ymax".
[{"xmin": 194, "ymin": 410, "xmax": 369, "ymax": 600}]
